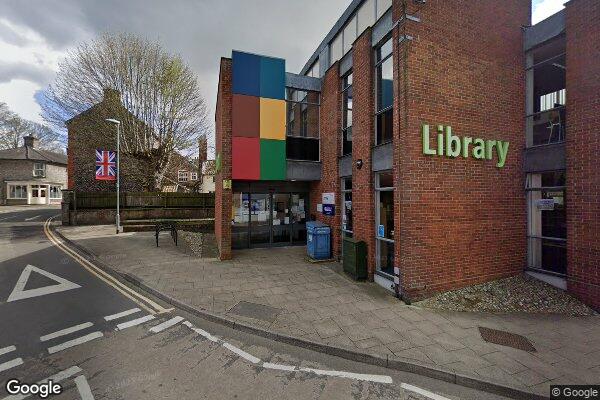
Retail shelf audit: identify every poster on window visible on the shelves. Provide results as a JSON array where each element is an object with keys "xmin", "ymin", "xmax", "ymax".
[{"xmin": 536, "ymin": 199, "xmax": 555, "ymax": 210}]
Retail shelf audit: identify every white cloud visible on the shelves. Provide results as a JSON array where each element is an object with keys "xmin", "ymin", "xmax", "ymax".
[
  {"xmin": 532, "ymin": 0, "xmax": 565, "ymax": 24},
  {"xmin": 0, "ymin": 79, "xmax": 44, "ymax": 123}
]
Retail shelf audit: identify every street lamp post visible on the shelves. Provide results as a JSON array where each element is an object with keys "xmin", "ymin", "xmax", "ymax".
[{"xmin": 106, "ymin": 118, "xmax": 122, "ymax": 234}]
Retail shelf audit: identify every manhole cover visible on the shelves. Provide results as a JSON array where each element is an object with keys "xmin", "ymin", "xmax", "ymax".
[
  {"xmin": 478, "ymin": 327, "xmax": 536, "ymax": 352},
  {"xmin": 228, "ymin": 301, "xmax": 281, "ymax": 323}
]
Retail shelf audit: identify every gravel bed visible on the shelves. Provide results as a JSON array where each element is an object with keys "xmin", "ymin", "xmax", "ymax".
[
  {"xmin": 179, "ymin": 231, "xmax": 218, "ymax": 258},
  {"xmin": 416, "ymin": 273, "xmax": 597, "ymax": 316}
]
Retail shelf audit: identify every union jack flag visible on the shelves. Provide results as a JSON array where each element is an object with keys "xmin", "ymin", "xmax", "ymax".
[{"xmin": 95, "ymin": 149, "xmax": 116, "ymax": 181}]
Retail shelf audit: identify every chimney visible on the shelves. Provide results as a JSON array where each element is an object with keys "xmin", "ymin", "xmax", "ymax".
[
  {"xmin": 23, "ymin": 135, "xmax": 39, "ymax": 149},
  {"xmin": 103, "ymin": 88, "xmax": 121, "ymax": 104}
]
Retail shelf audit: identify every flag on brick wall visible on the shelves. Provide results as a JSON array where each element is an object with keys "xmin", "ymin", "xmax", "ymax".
[{"xmin": 95, "ymin": 149, "xmax": 116, "ymax": 181}]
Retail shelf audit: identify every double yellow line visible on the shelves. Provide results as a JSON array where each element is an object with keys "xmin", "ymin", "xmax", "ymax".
[{"xmin": 44, "ymin": 218, "xmax": 169, "ymax": 315}]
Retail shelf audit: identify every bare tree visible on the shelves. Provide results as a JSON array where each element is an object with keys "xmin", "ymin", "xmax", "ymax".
[
  {"xmin": 0, "ymin": 102, "xmax": 64, "ymax": 151},
  {"xmin": 41, "ymin": 33, "xmax": 210, "ymax": 189}
]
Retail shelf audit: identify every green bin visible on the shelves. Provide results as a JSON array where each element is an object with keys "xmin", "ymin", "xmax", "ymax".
[{"xmin": 342, "ymin": 237, "xmax": 367, "ymax": 280}]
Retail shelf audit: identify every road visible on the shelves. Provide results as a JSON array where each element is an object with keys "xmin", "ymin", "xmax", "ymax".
[{"xmin": 0, "ymin": 206, "xmax": 510, "ymax": 399}]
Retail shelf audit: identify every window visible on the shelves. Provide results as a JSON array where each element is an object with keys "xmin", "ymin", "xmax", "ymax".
[
  {"xmin": 376, "ymin": 0, "xmax": 392, "ymax": 19},
  {"xmin": 526, "ymin": 171, "xmax": 567, "ymax": 275},
  {"xmin": 49, "ymin": 185, "xmax": 62, "ymax": 199},
  {"xmin": 190, "ymin": 172, "xmax": 198, "ymax": 181},
  {"xmin": 342, "ymin": 73, "xmax": 353, "ymax": 155},
  {"xmin": 330, "ymin": 33, "xmax": 343, "ymax": 65},
  {"xmin": 9, "ymin": 185, "xmax": 27, "ymax": 199},
  {"xmin": 375, "ymin": 171, "xmax": 394, "ymax": 276},
  {"xmin": 286, "ymin": 88, "xmax": 320, "ymax": 161},
  {"xmin": 357, "ymin": 0, "xmax": 375, "ymax": 34},
  {"xmin": 341, "ymin": 177, "xmax": 353, "ymax": 238},
  {"xmin": 178, "ymin": 170, "xmax": 188, "ymax": 182},
  {"xmin": 33, "ymin": 162, "xmax": 46, "ymax": 177},
  {"xmin": 343, "ymin": 16, "xmax": 357, "ymax": 54},
  {"xmin": 375, "ymin": 37, "xmax": 393, "ymax": 145}
]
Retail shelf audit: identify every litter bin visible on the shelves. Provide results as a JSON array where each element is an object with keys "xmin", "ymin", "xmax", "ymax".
[{"xmin": 306, "ymin": 221, "xmax": 331, "ymax": 260}]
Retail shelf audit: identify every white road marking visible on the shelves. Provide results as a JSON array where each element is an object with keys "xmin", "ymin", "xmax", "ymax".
[
  {"xmin": 222, "ymin": 342, "xmax": 261, "ymax": 364},
  {"xmin": 74, "ymin": 375, "xmax": 95, "ymax": 400},
  {"xmin": 104, "ymin": 307, "xmax": 141, "ymax": 321},
  {"xmin": 400, "ymin": 383, "xmax": 451, "ymax": 400},
  {"xmin": 149, "ymin": 316, "xmax": 185, "ymax": 333},
  {"xmin": 7, "ymin": 264, "xmax": 81, "ymax": 302},
  {"xmin": 24, "ymin": 215, "xmax": 41, "ymax": 221},
  {"xmin": 40, "ymin": 322, "xmax": 93, "ymax": 342},
  {"xmin": 115, "ymin": 315, "xmax": 155, "ymax": 331},
  {"xmin": 0, "ymin": 358, "xmax": 23, "ymax": 373},
  {"xmin": 0, "ymin": 345, "xmax": 16, "ymax": 356},
  {"xmin": 263, "ymin": 362, "xmax": 297, "ymax": 372},
  {"xmin": 182, "ymin": 321, "xmax": 220, "ymax": 342},
  {"xmin": 299, "ymin": 367, "xmax": 393, "ymax": 384},
  {"xmin": 2, "ymin": 366, "xmax": 82, "ymax": 400},
  {"xmin": 47, "ymin": 332, "xmax": 103, "ymax": 354}
]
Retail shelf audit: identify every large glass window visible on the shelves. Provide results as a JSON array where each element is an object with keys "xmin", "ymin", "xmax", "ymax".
[
  {"xmin": 375, "ymin": 171, "xmax": 394, "ymax": 276},
  {"xmin": 9, "ymin": 185, "xmax": 27, "ymax": 199},
  {"xmin": 286, "ymin": 89, "xmax": 320, "ymax": 161},
  {"xmin": 341, "ymin": 177, "xmax": 353, "ymax": 238},
  {"xmin": 375, "ymin": 37, "xmax": 393, "ymax": 145},
  {"xmin": 49, "ymin": 185, "xmax": 62, "ymax": 199},
  {"xmin": 527, "ymin": 171, "xmax": 566, "ymax": 275},
  {"xmin": 342, "ymin": 73, "xmax": 353, "ymax": 155}
]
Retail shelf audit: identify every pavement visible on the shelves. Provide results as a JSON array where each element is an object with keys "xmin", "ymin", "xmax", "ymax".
[
  {"xmin": 0, "ymin": 205, "xmax": 505, "ymax": 400},
  {"xmin": 55, "ymin": 224, "xmax": 600, "ymax": 399}
]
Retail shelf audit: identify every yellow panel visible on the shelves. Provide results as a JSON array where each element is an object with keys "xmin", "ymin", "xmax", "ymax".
[{"xmin": 260, "ymin": 98, "xmax": 286, "ymax": 140}]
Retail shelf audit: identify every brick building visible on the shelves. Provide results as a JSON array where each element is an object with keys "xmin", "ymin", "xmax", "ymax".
[{"xmin": 215, "ymin": 0, "xmax": 599, "ymax": 309}]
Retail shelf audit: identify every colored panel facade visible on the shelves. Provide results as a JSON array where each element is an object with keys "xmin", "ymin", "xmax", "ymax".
[
  {"xmin": 260, "ymin": 139, "xmax": 286, "ymax": 180},
  {"xmin": 232, "ymin": 137, "xmax": 260, "ymax": 180},
  {"xmin": 259, "ymin": 98, "xmax": 286, "ymax": 140},
  {"xmin": 231, "ymin": 51, "xmax": 286, "ymax": 181},
  {"xmin": 232, "ymin": 94, "xmax": 259, "ymax": 137},
  {"xmin": 260, "ymin": 56, "xmax": 286, "ymax": 100}
]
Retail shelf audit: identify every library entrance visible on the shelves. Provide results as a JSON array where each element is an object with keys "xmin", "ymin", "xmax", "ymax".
[{"xmin": 232, "ymin": 191, "xmax": 309, "ymax": 249}]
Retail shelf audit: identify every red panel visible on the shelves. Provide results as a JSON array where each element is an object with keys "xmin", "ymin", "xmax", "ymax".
[
  {"xmin": 232, "ymin": 94, "xmax": 259, "ymax": 137},
  {"xmin": 232, "ymin": 137, "xmax": 260, "ymax": 180}
]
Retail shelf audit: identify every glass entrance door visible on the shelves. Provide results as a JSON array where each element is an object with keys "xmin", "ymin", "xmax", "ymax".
[
  {"xmin": 250, "ymin": 193, "xmax": 271, "ymax": 246},
  {"xmin": 272, "ymin": 193, "xmax": 291, "ymax": 244},
  {"xmin": 290, "ymin": 193, "xmax": 307, "ymax": 243}
]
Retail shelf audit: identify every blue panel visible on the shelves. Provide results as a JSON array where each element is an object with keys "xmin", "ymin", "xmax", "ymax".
[
  {"xmin": 260, "ymin": 56, "xmax": 285, "ymax": 100},
  {"xmin": 232, "ymin": 51, "xmax": 260, "ymax": 97}
]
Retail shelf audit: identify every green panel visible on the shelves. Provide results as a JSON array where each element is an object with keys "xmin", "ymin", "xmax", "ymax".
[{"xmin": 260, "ymin": 139, "xmax": 286, "ymax": 180}]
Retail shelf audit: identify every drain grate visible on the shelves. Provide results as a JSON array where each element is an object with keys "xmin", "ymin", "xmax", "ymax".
[
  {"xmin": 228, "ymin": 301, "xmax": 281, "ymax": 323},
  {"xmin": 478, "ymin": 327, "xmax": 537, "ymax": 352}
]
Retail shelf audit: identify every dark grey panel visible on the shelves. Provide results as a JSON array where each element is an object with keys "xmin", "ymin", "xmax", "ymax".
[
  {"xmin": 524, "ymin": 143, "xmax": 566, "ymax": 172},
  {"xmin": 232, "ymin": 180, "xmax": 311, "ymax": 193},
  {"xmin": 372, "ymin": 9, "xmax": 393, "ymax": 46},
  {"xmin": 286, "ymin": 160, "xmax": 322, "ymax": 181},
  {"xmin": 339, "ymin": 154, "xmax": 352, "ymax": 177},
  {"xmin": 372, "ymin": 143, "xmax": 393, "ymax": 172},
  {"xmin": 339, "ymin": 52, "xmax": 353, "ymax": 76},
  {"xmin": 319, "ymin": 46, "xmax": 329, "ymax": 77},
  {"xmin": 524, "ymin": 10, "xmax": 565, "ymax": 51},
  {"xmin": 285, "ymin": 73, "xmax": 322, "ymax": 91}
]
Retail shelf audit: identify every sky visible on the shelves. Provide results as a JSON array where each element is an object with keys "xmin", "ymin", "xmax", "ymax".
[{"xmin": 0, "ymin": 0, "xmax": 565, "ymax": 136}]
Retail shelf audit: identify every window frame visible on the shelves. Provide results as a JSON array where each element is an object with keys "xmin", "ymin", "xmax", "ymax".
[
  {"xmin": 341, "ymin": 71, "xmax": 353, "ymax": 156},
  {"xmin": 49, "ymin": 185, "xmax": 62, "ymax": 199},
  {"xmin": 374, "ymin": 171, "xmax": 395, "ymax": 277},
  {"xmin": 341, "ymin": 177, "xmax": 353, "ymax": 237},
  {"xmin": 33, "ymin": 162, "xmax": 46, "ymax": 178},
  {"xmin": 178, "ymin": 170, "xmax": 189, "ymax": 182},
  {"xmin": 374, "ymin": 35, "xmax": 394, "ymax": 146},
  {"xmin": 8, "ymin": 184, "xmax": 28, "ymax": 199}
]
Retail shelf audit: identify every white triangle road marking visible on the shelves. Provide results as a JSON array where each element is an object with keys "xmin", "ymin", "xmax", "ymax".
[{"xmin": 7, "ymin": 265, "xmax": 81, "ymax": 302}]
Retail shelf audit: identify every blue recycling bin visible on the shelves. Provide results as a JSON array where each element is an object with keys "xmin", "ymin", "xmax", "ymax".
[{"xmin": 306, "ymin": 221, "xmax": 331, "ymax": 260}]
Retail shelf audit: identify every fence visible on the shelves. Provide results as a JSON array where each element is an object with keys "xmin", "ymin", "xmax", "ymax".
[{"xmin": 70, "ymin": 192, "xmax": 215, "ymax": 210}]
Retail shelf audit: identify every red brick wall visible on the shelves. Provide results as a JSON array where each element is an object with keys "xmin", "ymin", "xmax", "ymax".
[
  {"xmin": 309, "ymin": 62, "xmax": 342, "ymax": 258},
  {"xmin": 565, "ymin": 0, "xmax": 600, "ymax": 310},
  {"xmin": 352, "ymin": 28, "xmax": 377, "ymax": 278},
  {"xmin": 215, "ymin": 58, "xmax": 233, "ymax": 260},
  {"xmin": 396, "ymin": 0, "xmax": 529, "ymax": 301}
]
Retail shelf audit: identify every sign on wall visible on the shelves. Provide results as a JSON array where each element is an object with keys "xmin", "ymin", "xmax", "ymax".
[
  {"xmin": 421, "ymin": 124, "xmax": 510, "ymax": 168},
  {"xmin": 322, "ymin": 204, "xmax": 335, "ymax": 216},
  {"xmin": 322, "ymin": 193, "xmax": 335, "ymax": 205}
]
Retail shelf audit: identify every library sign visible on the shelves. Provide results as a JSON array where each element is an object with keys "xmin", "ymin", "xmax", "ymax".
[{"xmin": 421, "ymin": 124, "xmax": 509, "ymax": 168}]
